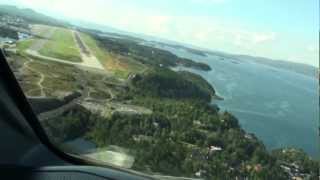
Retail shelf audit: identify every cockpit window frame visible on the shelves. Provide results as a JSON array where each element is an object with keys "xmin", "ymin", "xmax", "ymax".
[{"xmin": 0, "ymin": 49, "xmax": 154, "ymax": 180}]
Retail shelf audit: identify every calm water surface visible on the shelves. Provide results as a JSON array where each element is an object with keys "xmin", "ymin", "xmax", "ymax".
[{"xmin": 162, "ymin": 45, "xmax": 319, "ymax": 157}]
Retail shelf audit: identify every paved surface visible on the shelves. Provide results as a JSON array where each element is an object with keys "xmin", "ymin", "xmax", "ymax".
[
  {"xmin": 72, "ymin": 30, "xmax": 105, "ymax": 70},
  {"xmin": 23, "ymin": 27, "xmax": 133, "ymax": 120},
  {"xmin": 25, "ymin": 29, "xmax": 105, "ymax": 70},
  {"xmin": 26, "ymin": 49, "xmax": 82, "ymax": 66}
]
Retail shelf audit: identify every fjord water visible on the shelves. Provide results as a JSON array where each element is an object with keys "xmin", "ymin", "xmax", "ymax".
[{"xmin": 166, "ymin": 46, "xmax": 319, "ymax": 157}]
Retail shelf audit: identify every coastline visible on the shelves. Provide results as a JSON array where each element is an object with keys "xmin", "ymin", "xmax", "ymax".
[{"xmin": 212, "ymin": 94, "xmax": 224, "ymax": 101}]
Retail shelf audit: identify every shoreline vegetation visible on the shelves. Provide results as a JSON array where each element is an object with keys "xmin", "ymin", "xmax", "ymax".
[
  {"xmin": 41, "ymin": 60, "xmax": 319, "ymax": 178},
  {"xmin": 82, "ymin": 29, "xmax": 212, "ymax": 72},
  {"xmin": 1, "ymin": 6, "xmax": 318, "ymax": 179},
  {"xmin": 66, "ymin": 30, "xmax": 320, "ymax": 178},
  {"xmin": 39, "ymin": 33, "xmax": 318, "ymax": 178}
]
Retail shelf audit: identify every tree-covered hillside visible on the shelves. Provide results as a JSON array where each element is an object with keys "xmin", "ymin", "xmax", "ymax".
[
  {"xmin": 130, "ymin": 68, "xmax": 215, "ymax": 102},
  {"xmin": 42, "ymin": 66, "xmax": 319, "ymax": 179},
  {"xmin": 0, "ymin": 26, "xmax": 18, "ymax": 39},
  {"xmin": 82, "ymin": 31, "xmax": 211, "ymax": 71},
  {"xmin": 0, "ymin": 5, "xmax": 68, "ymax": 27}
]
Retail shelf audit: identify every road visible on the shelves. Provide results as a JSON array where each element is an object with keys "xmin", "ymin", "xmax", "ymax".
[{"xmin": 72, "ymin": 30, "xmax": 105, "ymax": 70}]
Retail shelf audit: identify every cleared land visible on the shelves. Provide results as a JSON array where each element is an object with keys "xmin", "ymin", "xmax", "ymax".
[
  {"xmin": 10, "ymin": 24, "xmax": 150, "ymax": 119},
  {"xmin": 32, "ymin": 24, "xmax": 53, "ymax": 37},
  {"xmin": 18, "ymin": 25, "xmax": 104, "ymax": 70},
  {"xmin": 84, "ymin": 148, "xmax": 135, "ymax": 169},
  {"xmin": 80, "ymin": 33, "xmax": 146, "ymax": 78},
  {"xmin": 16, "ymin": 39, "xmax": 34, "ymax": 52},
  {"xmin": 25, "ymin": 59, "xmax": 79, "ymax": 97},
  {"xmin": 72, "ymin": 31, "xmax": 104, "ymax": 70},
  {"xmin": 17, "ymin": 25, "xmax": 144, "ymax": 78},
  {"xmin": 39, "ymin": 28, "xmax": 82, "ymax": 62},
  {"xmin": 17, "ymin": 25, "xmax": 55, "ymax": 53}
]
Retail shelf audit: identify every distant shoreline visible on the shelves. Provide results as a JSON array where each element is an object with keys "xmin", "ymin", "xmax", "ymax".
[{"xmin": 212, "ymin": 94, "xmax": 224, "ymax": 101}]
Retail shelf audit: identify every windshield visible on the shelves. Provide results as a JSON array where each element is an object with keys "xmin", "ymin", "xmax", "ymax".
[{"xmin": 1, "ymin": 1, "xmax": 319, "ymax": 179}]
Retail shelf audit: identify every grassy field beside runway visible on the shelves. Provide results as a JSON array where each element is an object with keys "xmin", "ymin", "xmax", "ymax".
[
  {"xmin": 29, "ymin": 61, "xmax": 78, "ymax": 95},
  {"xmin": 39, "ymin": 28, "xmax": 82, "ymax": 62},
  {"xmin": 9, "ymin": 52, "xmax": 80, "ymax": 97},
  {"xmin": 17, "ymin": 39, "xmax": 34, "ymax": 52},
  {"xmin": 80, "ymin": 32, "xmax": 146, "ymax": 78},
  {"xmin": 17, "ymin": 25, "xmax": 55, "ymax": 53},
  {"xmin": 32, "ymin": 24, "xmax": 53, "ymax": 37}
]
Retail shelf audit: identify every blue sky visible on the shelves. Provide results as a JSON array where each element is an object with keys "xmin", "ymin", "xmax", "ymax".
[{"xmin": 1, "ymin": 0, "xmax": 319, "ymax": 66}]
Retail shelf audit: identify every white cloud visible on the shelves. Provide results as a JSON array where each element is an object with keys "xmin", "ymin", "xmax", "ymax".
[
  {"xmin": 5, "ymin": 0, "xmax": 318, "ymax": 66},
  {"xmin": 230, "ymin": 30, "xmax": 276, "ymax": 50},
  {"xmin": 252, "ymin": 32, "xmax": 276, "ymax": 44}
]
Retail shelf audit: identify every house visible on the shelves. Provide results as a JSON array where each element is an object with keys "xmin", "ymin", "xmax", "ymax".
[
  {"xmin": 0, "ymin": 37, "xmax": 15, "ymax": 45},
  {"xmin": 244, "ymin": 133, "xmax": 254, "ymax": 140},
  {"xmin": 18, "ymin": 32, "xmax": 31, "ymax": 40},
  {"xmin": 209, "ymin": 145, "xmax": 222, "ymax": 152},
  {"xmin": 195, "ymin": 169, "xmax": 206, "ymax": 177}
]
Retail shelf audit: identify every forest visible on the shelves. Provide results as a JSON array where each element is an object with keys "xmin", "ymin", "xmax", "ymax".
[
  {"xmin": 84, "ymin": 31, "xmax": 212, "ymax": 71},
  {"xmin": 42, "ymin": 68, "xmax": 319, "ymax": 179},
  {"xmin": 129, "ymin": 68, "xmax": 215, "ymax": 102}
]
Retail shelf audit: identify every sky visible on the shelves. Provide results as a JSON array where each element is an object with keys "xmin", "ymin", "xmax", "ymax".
[{"xmin": 1, "ymin": 0, "xmax": 319, "ymax": 66}]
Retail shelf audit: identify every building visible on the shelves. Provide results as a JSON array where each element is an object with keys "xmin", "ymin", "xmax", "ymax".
[
  {"xmin": 18, "ymin": 32, "xmax": 31, "ymax": 40},
  {"xmin": 209, "ymin": 145, "xmax": 222, "ymax": 152},
  {"xmin": 0, "ymin": 37, "xmax": 15, "ymax": 45}
]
